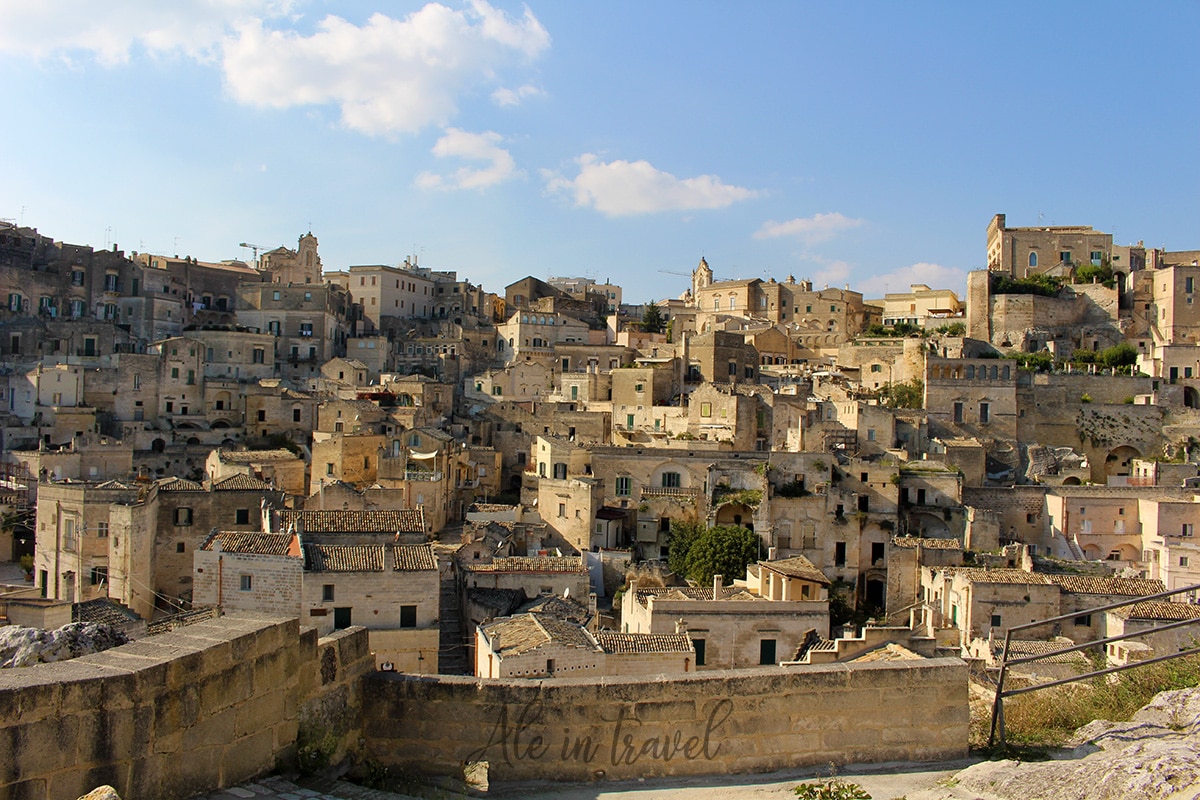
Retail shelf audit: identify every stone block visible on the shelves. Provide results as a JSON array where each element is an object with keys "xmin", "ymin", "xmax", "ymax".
[
  {"xmin": 15, "ymin": 714, "xmax": 80, "ymax": 776},
  {"xmin": 182, "ymin": 706, "xmax": 237, "ymax": 751},
  {"xmin": 5, "ymin": 777, "xmax": 48, "ymax": 800},
  {"xmin": 235, "ymin": 689, "xmax": 285, "ymax": 739},
  {"xmin": 220, "ymin": 729, "xmax": 275, "ymax": 786}
]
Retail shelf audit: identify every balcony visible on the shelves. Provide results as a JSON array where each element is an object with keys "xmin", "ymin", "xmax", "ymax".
[
  {"xmin": 641, "ymin": 485, "xmax": 701, "ymax": 499},
  {"xmin": 404, "ymin": 470, "xmax": 443, "ymax": 482}
]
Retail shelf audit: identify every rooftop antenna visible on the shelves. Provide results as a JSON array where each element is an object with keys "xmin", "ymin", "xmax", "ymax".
[{"xmin": 173, "ymin": 236, "xmax": 180, "ymax": 257}]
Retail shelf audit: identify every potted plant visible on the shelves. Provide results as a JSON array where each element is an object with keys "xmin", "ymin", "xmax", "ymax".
[{"xmin": 20, "ymin": 554, "xmax": 34, "ymax": 582}]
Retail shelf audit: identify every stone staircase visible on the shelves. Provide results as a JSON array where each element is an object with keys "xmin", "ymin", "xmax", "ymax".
[{"xmin": 436, "ymin": 556, "xmax": 470, "ymax": 675}]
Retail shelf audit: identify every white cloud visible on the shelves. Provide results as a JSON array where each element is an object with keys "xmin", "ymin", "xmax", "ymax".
[
  {"xmin": 415, "ymin": 128, "xmax": 518, "ymax": 191},
  {"xmin": 753, "ymin": 212, "xmax": 863, "ymax": 243},
  {"xmin": 491, "ymin": 83, "xmax": 544, "ymax": 107},
  {"xmin": 856, "ymin": 262, "xmax": 968, "ymax": 297},
  {"xmin": 543, "ymin": 154, "xmax": 759, "ymax": 216},
  {"xmin": 0, "ymin": 0, "xmax": 290, "ymax": 65},
  {"xmin": 221, "ymin": 3, "xmax": 550, "ymax": 135}
]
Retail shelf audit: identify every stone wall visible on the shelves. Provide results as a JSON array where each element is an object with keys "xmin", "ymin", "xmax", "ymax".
[
  {"xmin": 0, "ymin": 615, "xmax": 372, "ymax": 800},
  {"xmin": 362, "ymin": 658, "xmax": 968, "ymax": 782}
]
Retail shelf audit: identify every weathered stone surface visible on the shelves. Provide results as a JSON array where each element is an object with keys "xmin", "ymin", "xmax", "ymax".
[
  {"xmin": 77, "ymin": 786, "xmax": 121, "ymax": 800},
  {"xmin": 0, "ymin": 623, "xmax": 129, "ymax": 668},
  {"xmin": 911, "ymin": 687, "xmax": 1200, "ymax": 800}
]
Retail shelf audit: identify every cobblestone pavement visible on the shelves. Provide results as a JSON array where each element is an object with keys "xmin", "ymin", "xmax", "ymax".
[{"xmin": 194, "ymin": 775, "xmax": 420, "ymax": 800}]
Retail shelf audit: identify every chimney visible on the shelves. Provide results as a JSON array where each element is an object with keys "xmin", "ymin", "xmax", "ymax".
[
  {"xmin": 712, "ymin": 574, "xmax": 722, "ymax": 599},
  {"xmin": 768, "ymin": 547, "xmax": 777, "ymax": 560}
]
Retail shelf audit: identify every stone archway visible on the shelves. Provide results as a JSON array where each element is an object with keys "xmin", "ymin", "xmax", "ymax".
[
  {"xmin": 1185, "ymin": 387, "xmax": 1199, "ymax": 409},
  {"xmin": 1105, "ymin": 445, "xmax": 1141, "ymax": 479}
]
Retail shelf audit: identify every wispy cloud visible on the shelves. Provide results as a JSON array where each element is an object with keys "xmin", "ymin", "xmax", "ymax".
[
  {"xmin": 491, "ymin": 83, "xmax": 544, "ymax": 107},
  {"xmin": 543, "ymin": 154, "xmax": 759, "ymax": 216},
  {"xmin": 223, "ymin": 3, "xmax": 550, "ymax": 135},
  {"xmin": 0, "ymin": 1, "xmax": 550, "ymax": 137},
  {"xmin": 856, "ymin": 262, "xmax": 968, "ymax": 297},
  {"xmin": 753, "ymin": 212, "xmax": 863, "ymax": 243},
  {"xmin": 0, "ymin": 0, "xmax": 290, "ymax": 64},
  {"xmin": 416, "ymin": 128, "xmax": 518, "ymax": 191}
]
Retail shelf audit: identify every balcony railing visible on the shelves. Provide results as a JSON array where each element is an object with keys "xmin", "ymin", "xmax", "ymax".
[
  {"xmin": 405, "ymin": 470, "xmax": 442, "ymax": 482},
  {"xmin": 641, "ymin": 485, "xmax": 701, "ymax": 499}
]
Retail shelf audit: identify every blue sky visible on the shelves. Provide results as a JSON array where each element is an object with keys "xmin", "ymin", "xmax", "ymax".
[{"xmin": 1, "ymin": 1, "xmax": 1197, "ymax": 303}]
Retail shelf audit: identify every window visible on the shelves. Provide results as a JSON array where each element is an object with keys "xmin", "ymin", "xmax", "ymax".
[
  {"xmin": 871, "ymin": 542, "xmax": 885, "ymax": 564},
  {"xmin": 90, "ymin": 566, "xmax": 108, "ymax": 586},
  {"xmin": 558, "ymin": 503, "xmax": 566, "ymax": 518},
  {"xmin": 979, "ymin": 402, "xmax": 990, "ymax": 424},
  {"xmin": 953, "ymin": 402, "xmax": 963, "ymax": 423},
  {"xmin": 635, "ymin": 383, "xmax": 644, "ymax": 392},
  {"xmin": 759, "ymin": 639, "xmax": 777, "ymax": 665},
  {"xmin": 400, "ymin": 605, "xmax": 417, "ymax": 628},
  {"xmin": 866, "ymin": 428, "xmax": 876, "ymax": 442},
  {"xmin": 96, "ymin": 522, "xmax": 109, "ymax": 538},
  {"xmin": 175, "ymin": 508, "xmax": 193, "ymax": 526},
  {"xmin": 693, "ymin": 639, "xmax": 706, "ymax": 666},
  {"xmin": 1074, "ymin": 614, "xmax": 1092, "ymax": 626},
  {"xmin": 326, "ymin": 462, "xmax": 334, "ymax": 475},
  {"xmin": 322, "ymin": 584, "xmax": 335, "ymax": 602},
  {"xmin": 257, "ymin": 409, "xmax": 266, "ymax": 421},
  {"xmin": 991, "ymin": 614, "xmax": 1001, "ymax": 628},
  {"xmin": 661, "ymin": 472, "xmax": 681, "ymax": 488},
  {"xmin": 253, "ymin": 347, "xmax": 265, "ymax": 364},
  {"xmin": 176, "ymin": 542, "xmax": 185, "ymax": 553},
  {"xmin": 171, "ymin": 367, "xmax": 179, "ymax": 379},
  {"xmin": 236, "ymin": 509, "xmax": 250, "ymax": 525},
  {"xmin": 1183, "ymin": 524, "xmax": 1194, "ymax": 537},
  {"xmin": 240, "ymin": 574, "xmax": 253, "ymax": 591},
  {"xmin": 1188, "ymin": 277, "xmax": 1196, "ymax": 294},
  {"xmin": 870, "ymin": 364, "xmax": 882, "ymax": 373},
  {"xmin": 728, "ymin": 361, "xmax": 737, "ymax": 376},
  {"xmin": 1028, "ymin": 252, "xmax": 1038, "ymax": 268},
  {"xmin": 1060, "ymin": 251, "xmax": 1072, "ymax": 265},
  {"xmin": 1181, "ymin": 556, "xmax": 1190, "ymax": 567},
  {"xmin": 834, "ymin": 542, "xmax": 846, "ymax": 568},
  {"xmin": 300, "ymin": 323, "xmax": 313, "ymax": 337},
  {"xmin": 615, "ymin": 476, "xmax": 631, "ymax": 496},
  {"xmin": 1091, "ymin": 251, "xmax": 1103, "ymax": 265}
]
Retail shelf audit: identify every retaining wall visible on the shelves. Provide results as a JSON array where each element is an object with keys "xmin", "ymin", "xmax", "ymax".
[
  {"xmin": 362, "ymin": 657, "xmax": 969, "ymax": 782},
  {"xmin": 0, "ymin": 615, "xmax": 372, "ymax": 800}
]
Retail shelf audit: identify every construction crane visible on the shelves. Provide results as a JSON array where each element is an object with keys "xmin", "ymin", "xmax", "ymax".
[
  {"xmin": 658, "ymin": 269, "xmax": 692, "ymax": 277},
  {"xmin": 238, "ymin": 242, "xmax": 268, "ymax": 267}
]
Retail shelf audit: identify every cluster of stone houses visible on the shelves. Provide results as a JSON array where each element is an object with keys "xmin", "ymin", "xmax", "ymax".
[{"xmin": 2, "ymin": 213, "xmax": 1200, "ymax": 679}]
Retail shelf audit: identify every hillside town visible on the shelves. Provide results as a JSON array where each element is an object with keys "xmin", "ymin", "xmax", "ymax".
[{"xmin": 2, "ymin": 212, "xmax": 1200, "ymax": 682}]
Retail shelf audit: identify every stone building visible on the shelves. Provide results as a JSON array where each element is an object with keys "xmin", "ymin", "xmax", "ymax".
[{"xmin": 986, "ymin": 213, "xmax": 1113, "ymax": 280}]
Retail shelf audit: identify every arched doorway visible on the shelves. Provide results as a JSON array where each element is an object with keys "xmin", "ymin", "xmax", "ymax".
[
  {"xmin": 1105, "ymin": 445, "xmax": 1141, "ymax": 479},
  {"xmin": 1185, "ymin": 387, "xmax": 1199, "ymax": 409}
]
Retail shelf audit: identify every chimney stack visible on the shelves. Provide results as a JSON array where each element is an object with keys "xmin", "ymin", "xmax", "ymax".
[{"xmin": 712, "ymin": 574, "xmax": 722, "ymax": 599}]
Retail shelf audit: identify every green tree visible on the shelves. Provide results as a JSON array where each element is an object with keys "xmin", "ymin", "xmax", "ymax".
[
  {"xmin": 876, "ymin": 379, "xmax": 924, "ymax": 409},
  {"xmin": 1098, "ymin": 341, "xmax": 1137, "ymax": 368},
  {"xmin": 641, "ymin": 301, "xmax": 666, "ymax": 334},
  {"xmin": 666, "ymin": 517, "xmax": 705, "ymax": 577},
  {"xmin": 683, "ymin": 524, "xmax": 762, "ymax": 586}
]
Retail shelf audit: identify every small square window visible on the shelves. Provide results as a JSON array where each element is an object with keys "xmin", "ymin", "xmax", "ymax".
[
  {"xmin": 240, "ymin": 574, "xmax": 253, "ymax": 591},
  {"xmin": 400, "ymin": 605, "xmax": 417, "ymax": 628},
  {"xmin": 236, "ymin": 509, "xmax": 250, "ymax": 525},
  {"xmin": 176, "ymin": 542, "xmax": 185, "ymax": 553},
  {"xmin": 322, "ymin": 584, "xmax": 334, "ymax": 602}
]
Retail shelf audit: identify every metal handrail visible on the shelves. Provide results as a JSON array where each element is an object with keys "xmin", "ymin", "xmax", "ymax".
[{"xmin": 989, "ymin": 581, "xmax": 1200, "ymax": 748}]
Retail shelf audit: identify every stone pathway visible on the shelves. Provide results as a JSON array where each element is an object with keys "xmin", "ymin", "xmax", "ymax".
[{"xmin": 195, "ymin": 775, "xmax": 420, "ymax": 800}]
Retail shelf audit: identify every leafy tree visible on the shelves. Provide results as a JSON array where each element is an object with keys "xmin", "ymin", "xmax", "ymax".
[
  {"xmin": 876, "ymin": 379, "xmax": 924, "ymax": 409},
  {"xmin": 683, "ymin": 524, "xmax": 762, "ymax": 586},
  {"xmin": 641, "ymin": 301, "xmax": 666, "ymax": 334},
  {"xmin": 1098, "ymin": 341, "xmax": 1137, "ymax": 368},
  {"xmin": 1075, "ymin": 262, "xmax": 1113, "ymax": 285},
  {"xmin": 1005, "ymin": 351, "xmax": 1055, "ymax": 372},
  {"xmin": 666, "ymin": 517, "xmax": 705, "ymax": 577},
  {"xmin": 992, "ymin": 273, "xmax": 1063, "ymax": 297}
]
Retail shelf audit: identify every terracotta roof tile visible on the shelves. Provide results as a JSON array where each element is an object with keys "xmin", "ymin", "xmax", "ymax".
[
  {"xmin": 596, "ymin": 632, "xmax": 693, "ymax": 654},
  {"xmin": 157, "ymin": 477, "xmax": 205, "ymax": 492},
  {"xmin": 218, "ymin": 449, "xmax": 299, "ymax": 463},
  {"xmin": 1048, "ymin": 575, "xmax": 1165, "ymax": 596},
  {"xmin": 892, "ymin": 536, "xmax": 962, "ymax": 550},
  {"xmin": 212, "ymin": 474, "xmax": 274, "ymax": 491},
  {"xmin": 1112, "ymin": 600, "xmax": 1200, "ymax": 621},
  {"xmin": 941, "ymin": 568, "xmax": 1053, "ymax": 585},
  {"xmin": 392, "ymin": 543, "xmax": 437, "ymax": 571},
  {"xmin": 468, "ymin": 556, "xmax": 587, "ymax": 574},
  {"xmin": 280, "ymin": 509, "xmax": 425, "ymax": 534},
  {"xmin": 482, "ymin": 613, "xmax": 597, "ymax": 656},
  {"xmin": 201, "ymin": 531, "xmax": 295, "ymax": 556},
  {"xmin": 304, "ymin": 543, "xmax": 385, "ymax": 572},
  {"xmin": 73, "ymin": 599, "xmax": 141, "ymax": 626},
  {"xmin": 760, "ymin": 555, "xmax": 831, "ymax": 585}
]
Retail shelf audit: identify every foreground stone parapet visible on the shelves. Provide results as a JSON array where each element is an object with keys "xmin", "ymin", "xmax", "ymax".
[{"xmin": 363, "ymin": 657, "xmax": 970, "ymax": 782}]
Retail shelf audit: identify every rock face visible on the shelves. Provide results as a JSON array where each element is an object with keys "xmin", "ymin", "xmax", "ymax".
[
  {"xmin": 0, "ymin": 622, "xmax": 129, "ymax": 668},
  {"xmin": 912, "ymin": 687, "xmax": 1200, "ymax": 800},
  {"xmin": 77, "ymin": 787, "xmax": 121, "ymax": 800}
]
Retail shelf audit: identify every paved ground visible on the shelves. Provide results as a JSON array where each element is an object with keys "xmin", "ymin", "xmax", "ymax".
[{"xmin": 191, "ymin": 760, "xmax": 978, "ymax": 800}]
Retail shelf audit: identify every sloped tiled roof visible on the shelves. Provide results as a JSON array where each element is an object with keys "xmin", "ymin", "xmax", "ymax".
[
  {"xmin": 850, "ymin": 643, "xmax": 924, "ymax": 663},
  {"xmin": 304, "ymin": 543, "xmax": 385, "ymax": 572},
  {"xmin": 942, "ymin": 568, "xmax": 1054, "ymax": 585},
  {"xmin": 1112, "ymin": 600, "xmax": 1200, "ymax": 621},
  {"xmin": 94, "ymin": 480, "xmax": 135, "ymax": 491},
  {"xmin": 518, "ymin": 594, "xmax": 590, "ymax": 623},
  {"xmin": 157, "ymin": 477, "xmax": 204, "ymax": 492},
  {"xmin": 392, "ymin": 543, "xmax": 437, "ymax": 571},
  {"xmin": 760, "ymin": 555, "xmax": 831, "ymax": 585},
  {"xmin": 482, "ymin": 613, "xmax": 597, "ymax": 656},
  {"xmin": 1048, "ymin": 575, "xmax": 1165, "ymax": 596},
  {"xmin": 280, "ymin": 508, "xmax": 425, "ymax": 534},
  {"xmin": 73, "ymin": 598, "xmax": 141, "ymax": 626},
  {"xmin": 596, "ymin": 632, "xmax": 693, "ymax": 654},
  {"xmin": 212, "ymin": 474, "xmax": 274, "ymax": 491},
  {"xmin": 994, "ymin": 639, "xmax": 1091, "ymax": 666},
  {"xmin": 468, "ymin": 556, "xmax": 587, "ymax": 574},
  {"xmin": 468, "ymin": 587, "xmax": 526, "ymax": 615},
  {"xmin": 201, "ymin": 531, "xmax": 295, "ymax": 556}
]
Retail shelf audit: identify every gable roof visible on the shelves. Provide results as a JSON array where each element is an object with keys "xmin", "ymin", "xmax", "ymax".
[
  {"xmin": 595, "ymin": 632, "xmax": 693, "ymax": 655},
  {"xmin": 201, "ymin": 531, "xmax": 296, "ymax": 556},
  {"xmin": 304, "ymin": 543, "xmax": 385, "ymax": 572},
  {"xmin": 760, "ymin": 555, "xmax": 831, "ymax": 585},
  {"xmin": 212, "ymin": 474, "xmax": 274, "ymax": 492},
  {"xmin": 1047, "ymin": 575, "xmax": 1165, "ymax": 596},
  {"xmin": 279, "ymin": 508, "xmax": 426, "ymax": 534},
  {"xmin": 467, "ymin": 556, "xmax": 587, "ymax": 574},
  {"xmin": 392, "ymin": 543, "xmax": 438, "ymax": 571}
]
